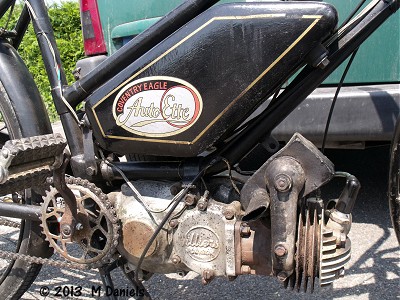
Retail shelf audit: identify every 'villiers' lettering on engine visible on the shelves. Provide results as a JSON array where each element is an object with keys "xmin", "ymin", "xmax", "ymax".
[
  {"xmin": 112, "ymin": 76, "xmax": 202, "ymax": 138},
  {"xmin": 185, "ymin": 227, "xmax": 220, "ymax": 262}
]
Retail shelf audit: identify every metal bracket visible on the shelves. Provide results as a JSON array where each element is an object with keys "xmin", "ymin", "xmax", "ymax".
[
  {"xmin": 240, "ymin": 133, "xmax": 335, "ymax": 277},
  {"xmin": 53, "ymin": 153, "xmax": 78, "ymax": 238},
  {"xmin": 82, "ymin": 116, "xmax": 98, "ymax": 177}
]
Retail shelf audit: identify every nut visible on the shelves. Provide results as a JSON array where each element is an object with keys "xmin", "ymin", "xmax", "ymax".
[
  {"xmin": 202, "ymin": 269, "xmax": 215, "ymax": 285},
  {"xmin": 169, "ymin": 219, "xmax": 178, "ymax": 228},
  {"xmin": 197, "ymin": 201, "xmax": 207, "ymax": 211},
  {"xmin": 318, "ymin": 56, "xmax": 330, "ymax": 69},
  {"xmin": 202, "ymin": 269, "xmax": 214, "ymax": 280},
  {"xmin": 61, "ymin": 224, "xmax": 72, "ymax": 237},
  {"xmin": 241, "ymin": 265, "xmax": 251, "ymax": 275},
  {"xmin": 274, "ymin": 244, "xmax": 287, "ymax": 257},
  {"xmin": 86, "ymin": 166, "xmax": 96, "ymax": 176},
  {"xmin": 274, "ymin": 174, "xmax": 292, "ymax": 192},
  {"xmin": 184, "ymin": 194, "xmax": 196, "ymax": 206},
  {"xmin": 223, "ymin": 208, "xmax": 235, "ymax": 220},
  {"xmin": 171, "ymin": 255, "xmax": 181, "ymax": 264},
  {"xmin": 277, "ymin": 271, "xmax": 288, "ymax": 282},
  {"xmin": 240, "ymin": 223, "xmax": 251, "ymax": 237},
  {"xmin": 75, "ymin": 223, "xmax": 84, "ymax": 231}
]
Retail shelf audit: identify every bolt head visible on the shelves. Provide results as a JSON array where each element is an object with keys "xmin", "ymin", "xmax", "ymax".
[
  {"xmin": 169, "ymin": 219, "xmax": 178, "ymax": 228},
  {"xmin": 75, "ymin": 223, "xmax": 84, "ymax": 231},
  {"xmin": 240, "ymin": 223, "xmax": 251, "ymax": 237},
  {"xmin": 274, "ymin": 244, "xmax": 287, "ymax": 257},
  {"xmin": 86, "ymin": 166, "xmax": 96, "ymax": 176},
  {"xmin": 2, "ymin": 149, "xmax": 8, "ymax": 158},
  {"xmin": 223, "ymin": 208, "xmax": 235, "ymax": 220},
  {"xmin": 277, "ymin": 271, "xmax": 288, "ymax": 282},
  {"xmin": 274, "ymin": 174, "xmax": 292, "ymax": 192},
  {"xmin": 61, "ymin": 225, "xmax": 72, "ymax": 237},
  {"xmin": 202, "ymin": 269, "xmax": 214, "ymax": 280},
  {"xmin": 338, "ymin": 268, "xmax": 345, "ymax": 278},
  {"xmin": 241, "ymin": 265, "xmax": 251, "ymax": 274},
  {"xmin": 171, "ymin": 255, "xmax": 181, "ymax": 264},
  {"xmin": 184, "ymin": 194, "xmax": 196, "ymax": 206}
]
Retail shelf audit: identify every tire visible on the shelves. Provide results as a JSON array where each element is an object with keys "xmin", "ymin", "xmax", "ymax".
[
  {"xmin": 389, "ymin": 117, "xmax": 400, "ymax": 245},
  {"xmin": 0, "ymin": 80, "xmax": 52, "ymax": 300}
]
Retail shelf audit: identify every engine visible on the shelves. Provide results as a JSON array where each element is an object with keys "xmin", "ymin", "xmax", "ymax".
[
  {"xmin": 113, "ymin": 181, "xmax": 272, "ymax": 281},
  {"xmin": 111, "ymin": 133, "xmax": 358, "ymax": 291}
]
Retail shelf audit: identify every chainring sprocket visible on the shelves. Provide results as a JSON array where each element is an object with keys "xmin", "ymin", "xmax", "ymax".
[{"xmin": 41, "ymin": 177, "xmax": 119, "ymax": 267}]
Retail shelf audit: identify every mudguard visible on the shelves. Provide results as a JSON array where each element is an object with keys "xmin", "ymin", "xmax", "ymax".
[
  {"xmin": 0, "ymin": 39, "xmax": 52, "ymax": 137},
  {"xmin": 0, "ymin": 39, "xmax": 53, "ymax": 261}
]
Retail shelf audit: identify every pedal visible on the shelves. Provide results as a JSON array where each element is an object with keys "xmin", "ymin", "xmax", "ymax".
[{"xmin": 0, "ymin": 134, "xmax": 67, "ymax": 195}]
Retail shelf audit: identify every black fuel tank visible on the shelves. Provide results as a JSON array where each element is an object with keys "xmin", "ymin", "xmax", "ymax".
[{"xmin": 86, "ymin": 2, "xmax": 337, "ymax": 157}]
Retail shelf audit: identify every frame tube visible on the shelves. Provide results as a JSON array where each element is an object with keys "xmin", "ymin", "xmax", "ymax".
[
  {"xmin": 207, "ymin": 0, "xmax": 400, "ymax": 174},
  {"xmin": 0, "ymin": 202, "xmax": 42, "ymax": 221},
  {"xmin": 64, "ymin": 0, "xmax": 220, "ymax": 107}
]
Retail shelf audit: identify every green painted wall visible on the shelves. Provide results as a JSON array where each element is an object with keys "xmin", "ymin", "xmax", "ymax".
[{"xmin": 97, "ymin": 0, "xmax": 399, "ymax": 84}]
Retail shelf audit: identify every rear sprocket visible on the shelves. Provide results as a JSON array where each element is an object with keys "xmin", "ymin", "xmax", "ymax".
[{"xmin": 41, "ymin": 177, "xmax": 119, "ymax": 268}]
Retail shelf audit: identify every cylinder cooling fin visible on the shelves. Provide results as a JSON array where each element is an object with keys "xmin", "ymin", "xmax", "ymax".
[{"xmin": 286, "ymin": 197, "xmax": 352, "ymax": 292}]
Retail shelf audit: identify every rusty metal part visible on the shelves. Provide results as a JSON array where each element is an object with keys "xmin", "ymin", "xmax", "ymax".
[
  {"xmin": 278, "ymin": 271, "xmax": 289, "ymax": 281},
  {"xmin": 240, "ymin": 133, "xmax": 335, "ymax": 278},
  {"xmin": 122, "ymin": 221, "xmax": 157, "ymax": 258},
  {"xmin": 274, "ymin": 174, "xmax": 292, "ymax": 192},
  {"xmin": 201, "ymin": 269, "xmax": 215, "ymax": 285},
  {"xmin": 169, "ymin": 219, "xmax": 179, "ymax": 228},
  {"xmin": 237, "ymin": 220, "xmax": 272, "ymax": 276},
  {"xmin": 241, "ymin": 265, "xmax": 251, "ymax": 275},
  {"xmin": 41, "ymin": 177, "xmax": 119, "ymax": 267},
  {"xmin": 285, "ymin": 197, "xmax": 353, "ymax": 292},
  {"xmin": 274, "ymin": 244, "xmax": 287, "ymax": 257},
  {"xmin": 240, "ymin": 223, "xmax": 251, "ymax": 237},
  {"xmin": 287, "ymin": 198, "xmax": 323, "ymax": 292},
  {"xmin": 197, "ymin": 191, "xmax": 209, "ymax": 211},
  {"xmin": 52, "ymin": 155, "xmax": 78, "ymax": 236},
  {"xmin": 184, "ymin": 193, "xmax": 197, "ymax": 206},
  {"xmin": 241, "ymin": 133, "xmax": 335, "ymax": 220},
  {"xmin": 223, "ymin": 207, "xmax": 235, "ymax": 220},
  {"xmin": 0, "ymin": 249, "xmax": 89, "ymax": 270},
  {"xmin": 267, "ymin": 156, "xmax": 305, "ymax": 277}
]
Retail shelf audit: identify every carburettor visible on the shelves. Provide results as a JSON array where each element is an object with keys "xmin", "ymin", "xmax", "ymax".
[{"xmin": 112, "ymin": 181, "xmax": 272, "ymax": 282}]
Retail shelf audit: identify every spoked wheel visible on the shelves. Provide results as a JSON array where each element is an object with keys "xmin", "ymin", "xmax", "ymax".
[
  {"xmin": 389, "ymin": 117, "xmax": 400, "ymax": 244},
  {"xmin": 0, "ymin": 81, "xmax": 52, "ymax": 299}
]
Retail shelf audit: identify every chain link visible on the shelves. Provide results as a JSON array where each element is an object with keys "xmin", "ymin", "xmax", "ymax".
[
  {"xmin": 0, "ymin": 249, "xmax": 88, "ymax": 270},
  {"xmin": 0, "ymin": 217, "xmax": 20, "ymax": 228}
]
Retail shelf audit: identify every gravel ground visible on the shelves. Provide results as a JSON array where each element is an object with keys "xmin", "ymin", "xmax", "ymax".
[{"xmin": 1, "ymin": 143, "xmax": 399, "ymax": 299}]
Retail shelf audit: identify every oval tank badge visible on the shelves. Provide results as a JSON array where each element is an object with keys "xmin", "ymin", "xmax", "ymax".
[{"xmin": 112, "ymin": 76, "xmax": 202, "ymax": 137}]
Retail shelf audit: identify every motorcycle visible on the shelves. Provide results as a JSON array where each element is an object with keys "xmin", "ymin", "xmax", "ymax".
[{"xmin": 0, "ymin": 0, "xmax": 398, "ymax": 299}]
